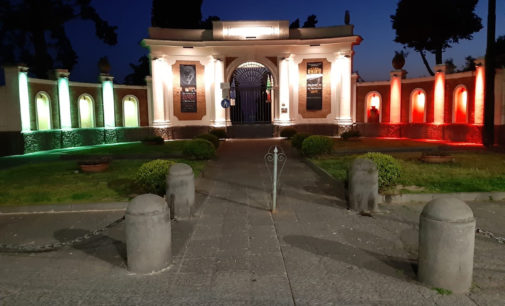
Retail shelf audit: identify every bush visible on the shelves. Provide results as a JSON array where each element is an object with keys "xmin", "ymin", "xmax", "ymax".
[
  {"xmin": 340, "ymin": 130, "xmax": 361, "ymax": 140},
  {"xmin": 209, "ymin": 128, "xmax": 227, "ymax": 139},
  {"xmin": 358, "ymin": 152, "xmax": 401, "ymax": 191},
  {"xmin": 301, "ymin": 135, "xmax": 334, "ymax": 157},
  {"xmin": 183, "ymin": 139, "xmax": 215, "ymax": 160},
  {"xmin": 291, "ymin": 133, "xmax": 310, "ymax": 150},
  {"xmin": 280, "ymin": 127, "xmax": 297, "ymax": 138},
  {"xmin": 141, "ymin": 136, "xmax": 164, "ymax": 145},
  {"xmin": 195, "ymin": 133, "xmax": 219, "ymax": 148},
  {"xmin": 135, "ymin": 159, "xmax": 176, "ymax": 195}
]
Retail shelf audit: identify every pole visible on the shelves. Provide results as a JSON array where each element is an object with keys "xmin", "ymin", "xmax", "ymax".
[
  {"xmin": 483, "ymin": 0, "xmax": 496, "ymax": 147},
  {"xmin": 272, "ymin": 146, "xmax": 278, "ymax": 212}
]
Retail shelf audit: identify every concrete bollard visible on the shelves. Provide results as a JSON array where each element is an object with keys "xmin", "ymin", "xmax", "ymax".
[
  {"xmin": 166, "ymin": 163, "xmax": 195, "ymax": 219},
  {"xmin": 348, "ymin": 158, "xmax": 379, "ymax": 212},
  {"xmin": 126, "ymin": 194, "xmax": 171, "ymax": 274},
  {"xmin": 418, "ymin": 197, "xmax": 475, "ymax": 293}
]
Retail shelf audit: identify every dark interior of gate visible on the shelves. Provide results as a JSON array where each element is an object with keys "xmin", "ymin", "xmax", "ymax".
[{"xmin": 230, "ymin": 62, "xmax": 272, "ymax": 125}]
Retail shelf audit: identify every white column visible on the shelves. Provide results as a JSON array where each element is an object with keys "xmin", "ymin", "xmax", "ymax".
[
  {"xmin": 151, "ymin": 58, "xmax": 173, "ymax": 127},
  {"xmin": 145, "ymin": 76, "xmax": 154, "ymax": 126},
  {"xmin": 329, "ymin": 55, "xmax": 340, "ymax": 120},
  {"xmin": 212, "ymin": 58, "xmax": 226, "ymax": 127},
  {"xmin": 99, "ymin": 73, "xmax": 115, "ymax": 128},
  {"xmin": 288, "ymin": 56, "xmax": 300, "ymax": 124},
  {"xmin": 277, "ymin": 58, "xmax": 290, "ymax": 123},
  {"xmin": 336, "ymin": 51, "xmax": 352, "ymax": 125},
  {"xmin": 56, "ymin": 69, "xmax": 72, "ymax": 129}
]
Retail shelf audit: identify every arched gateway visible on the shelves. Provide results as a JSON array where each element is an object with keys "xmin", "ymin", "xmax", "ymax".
[{"xmin": 144, "ymin": 20, "xmax": 361, "ymax": 137}]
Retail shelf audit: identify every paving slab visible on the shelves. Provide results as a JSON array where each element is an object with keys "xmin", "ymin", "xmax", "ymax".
[{"xmin": 0, "ymin": 139, "xmax": 504, "ymax": 305}]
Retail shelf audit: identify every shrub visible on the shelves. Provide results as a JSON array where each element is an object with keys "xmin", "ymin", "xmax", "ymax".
[
  {"xmin": 357, "ymin": 152, "xmax": 401, "ymax": 191},
  {"xmin": 340, "ymin": 130, "xmax": 361, "ymax": 140},
  {"xmin": 195, "ymin": 133, "xmax": 219, "ymax": 148},
  {"xmin": 301, "ymin": 135, "xmax": 334, "ymax": 156},
  {"xmin": 183, "ymin": 139, "xmax": 215, "ymax": 160},
  {"xmin": 209, "ymin": 128, "xmax": 227, "ymax": 139},
  {"xmin": 141, "ymin": 136, "xmax": 164, "ymax": 145},
  {"xmin": 135, "ymin": 159, "xmax": 176, "ymax": 195},
  {"xmin": 280, "ymin": 127, "xmax": 297, "ymax": 138},
  {"xmin": 291, "ymin": 133, "xmax": 310, "ymax": 150}
]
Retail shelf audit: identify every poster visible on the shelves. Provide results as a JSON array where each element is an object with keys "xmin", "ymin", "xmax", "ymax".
[
  {"xmin": 306, "ymin": 62, "xmax": 323, "ymax": 110},
  {"xmin": 180, "ymin": 64, "xmax": 197, "ymax": 112}
]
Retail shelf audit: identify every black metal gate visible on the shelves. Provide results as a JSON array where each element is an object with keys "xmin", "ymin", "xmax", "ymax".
[{"xmin": 230, "ymin": 62, "xmax": 272, "ymax": 124}]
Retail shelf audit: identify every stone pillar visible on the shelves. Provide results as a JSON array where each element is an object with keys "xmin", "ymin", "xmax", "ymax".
[
  {"xmin": 336, "ymin": 51, "xmax": 353, "ymax": 126},
  {"xmin": 418, "ymin": 198, "xmax": 475, "ymax": 293},
  {"xmin": 389, "ymin": 70, "xmax": 406, "ymax": 123},
  {"xmin": 433, "ymin": 65, "xmax": 446, "ymax": 124},
  {"xmin": 212, "ymin": 58, "xmax": 226, "ymax": 127},
  {"xmin": 126, "ymin": 194, "xmax": 172, "ymax": 274},
  {"xmin": 166, "ymin": 163, "xmax": 195, "ymax": 219},
  {"xmin": 277, "ymin": 57, "xmax": 291, "ymax": 124},
  {"xmin": 145, "ymin": 76, "xmax": 154, "ymax": 126},
  {"xmin": 99, "ymin": 73, "xmax": 115, "ymax": 128},
  {"xmin": 474, "ymin": 58, "xmax": 485, "ymax": 124},
  {"xmin": 348, "ymin": 158, "xmax": 379, "ymax": 212},
  {"xmin": 2, "ymin": 66, "xmax": 30, "ymax": 132},
  {"xmin": 56, "ymin": 69, "xmax": 72, "ymax": 129},
  {"xmin": 151, "ymin": 57, "xmax": 173, "ymax": 128}
]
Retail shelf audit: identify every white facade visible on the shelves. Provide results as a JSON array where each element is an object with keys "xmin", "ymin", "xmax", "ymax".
[{"xmin": 143, "ymin": 20, "xmax": 362, "ymax": 129}]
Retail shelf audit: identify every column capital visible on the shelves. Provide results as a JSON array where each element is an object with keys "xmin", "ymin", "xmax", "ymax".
[
  {"xmin": 289, "ymin": 55, "xmax": 304, "ymax": 64},
  {"xmin": 145, "ymin": 75, "xmax": 152, "ymax": 84},
  {"xmin": 99, "ymin": 73, "xmax": 114, "ymax": 82},
  {"xmin": 434, "ymin": 64, "xmax": 447, "ymax": 73},
  {"xmin": 390, "ymin": 69, "xmax": 407, "ymax": 79},
  {"xmin": 474, "ymin": 57, "xmax": 485, "ymax": 67},
  {"xmin": 55, "ymin": 69, "xmax": 70, "ymax": 78}
]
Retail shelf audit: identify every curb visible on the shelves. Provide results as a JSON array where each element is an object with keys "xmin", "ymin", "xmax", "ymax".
[
  {"xmin": 304, "ymin": 158, "xmax": 505, "ymax": 204},
  {"xmin": 0, "ymin": 202, "xmax": 128, "ymax": 214}
]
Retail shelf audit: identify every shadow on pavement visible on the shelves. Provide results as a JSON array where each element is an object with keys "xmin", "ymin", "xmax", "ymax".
[
  {"xmin": 284, "ymin": 235, "xmax": 418, "ymax": 281},
  {"xmin": 54, "ymin": 229, "xmax": 126, "ymax": 268}
]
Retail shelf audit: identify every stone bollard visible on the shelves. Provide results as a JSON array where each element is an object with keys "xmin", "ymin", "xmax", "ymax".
[
  {"xmin": 166, "ymin": 163, "xmax": 195, "ymax": 219},
  {"xmin": 126, "ymin": 194, "xmax": 171, "ymax": 274},
  {"xmin": 348, "ymin": 158, "xmax": 379, "ymax": 212},
  {"xmin": 418, "ymin": 197, "xmax": 475, "ymax": 293}
]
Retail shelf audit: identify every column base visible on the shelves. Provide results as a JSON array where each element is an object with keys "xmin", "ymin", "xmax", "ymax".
[{"xmin": 335, "ymin": 118, "xmax": 353, "ymax": 125}]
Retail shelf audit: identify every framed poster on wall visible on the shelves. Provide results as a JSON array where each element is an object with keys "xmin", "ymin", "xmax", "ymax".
[
  {"xmin": 306, "ymin": 62, "xmax": 323, "ymax": 110},
  {"xmin": 180, "ymin": 64, "xmax": 197, "ymax": 112}
]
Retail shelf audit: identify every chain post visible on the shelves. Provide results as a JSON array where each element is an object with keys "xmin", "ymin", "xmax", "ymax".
[{"xmin": 272, "ymin": 146, "xmax": 278, "ymax": 212}]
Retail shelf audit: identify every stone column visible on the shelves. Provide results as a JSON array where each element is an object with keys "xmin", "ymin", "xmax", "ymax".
[
  {"xmin": 99, "ymin": 73, "xmax": 115, "ymax": 128},
  {"xmin": 56, "ymin": 69, "xmax": 72, "ymax": 129},
  {"xmin": 389, "ymin": 70, "xmax": 406, "ymax": 123},
  {"xmin": 336, "ymin": 51, "xmax": 353, "ymax": 126},
  {"xmin": 277, "ymin": 57, "xmax": 290, "ymax": 124},
  {"xmin": 3, "ymin": 66, "xmax": 30, "ymax": 132},
  {"xmin": 151, "ymin": 57, "xmax": 174, "ymax": 128},
  {"xmin": 145, "ymin": 76, "xmax": 154, "ymax": 126},
  {"xmin": 474, "ymin": 58, "xmax": 485, "ymax": 124},
  {"xmin": 212, "ymin": 58, "xmax": 226, "ymax": 127},
  {"xmin": 433, "ymin": 64, "xmax": 446, "ymax": 124}
]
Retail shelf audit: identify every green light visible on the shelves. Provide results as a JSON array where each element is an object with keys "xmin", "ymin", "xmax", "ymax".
[
  {"xmin": 18, "ymin": 71, "xmax": 31, "ymax": 131},
  {"xmin": 102, "ymin": 80, "xmax": 115, "ymax": 128},
  {"xmin": 123, "ymin": 97, "xmax": 139, "ymax": 127},
  {"xmin": 79, "ymin": 95, "xmax": 94, "ymax": 128},
  {"xmin": 58, "ymin": 77, "xmax": 72, "ymax": 129},
  {"xmin": 36, "ymin": 93, "xmax": 51, "ymax": 130}
]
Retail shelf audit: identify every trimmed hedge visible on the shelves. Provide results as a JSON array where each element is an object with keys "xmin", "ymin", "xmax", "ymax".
[
  {"xmin": 280, "ymin": 127, "xmax": 297, "ymax": 139},
  {"xmin": 291, "ymin": 133, "xmax": 310, "ymax": 150},
  {"xmin": 195, "ymin": 133, "xmax": 219, "ymax": 148},
  {"xmin": 301, "ymin": 135, "xmax": 334, "ymax": 156},
  {"xmin": 135, "ymin": 159, "xmax": 176, "ymax": 195},
  {"xmin": 183, "ymin": 139, "xmax": 215, "ymax": 160},
  {"xmin": 209, "ymin": 128, "xmax": 227, "ymax": 139},
  {"xmin": 358, "ymin": 152, "xmax": 401, "ymax": 191}
]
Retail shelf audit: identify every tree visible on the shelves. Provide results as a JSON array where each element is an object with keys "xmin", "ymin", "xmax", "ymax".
[
  {"xmin": 290, "ymin": 15, "xmax": 318, "ymax": 29},
  {"xmin": 0, "ymin": 0, "xmax": 117, "ymax": 78},
  {"xmin": 391, "ymin": 0, "xmax": 482, "ymax": 76},
  {"xmin": 496, "ymin": 35, "xmax": 505, "ymax": 67},
  {"xmin": 124, "ymin": 55, "xmax": 149, "ymax": 85},
  {"xmin": 444, "ymin": 59, "xmax": 457, "ymax": 74},
  {"xmin": 483, "ymin": 0, "xmax": 496, "ymax": 147},
  {"xmin": 289, "ymin": 19, "xmax": 300, "ymax": 29},
  {"xmin": 461, "ymin": 56, "xmax": 476, "ymax": 72}
]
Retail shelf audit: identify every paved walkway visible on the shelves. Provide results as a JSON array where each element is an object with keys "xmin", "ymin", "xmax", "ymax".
[{"xmin": 0, "ymin": 139, "xmax": 504, "ymax": 305}]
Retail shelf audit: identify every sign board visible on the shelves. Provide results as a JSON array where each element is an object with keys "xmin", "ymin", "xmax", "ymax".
[
  {"xmin": 306, "ymin": 62, "xmax": 323, "ymax": 110},
  {"xmin": 221, "ymin": 99, "xmax": 231, "ymax": 109},
  {"xmin": 180, "ymin": 64, "xmax": 197, "ymax": 112}
]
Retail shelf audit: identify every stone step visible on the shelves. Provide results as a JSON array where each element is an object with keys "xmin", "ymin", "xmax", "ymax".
[{"xmin": 228, "ymin": 124, "xmax": 274, "ymax": 138}]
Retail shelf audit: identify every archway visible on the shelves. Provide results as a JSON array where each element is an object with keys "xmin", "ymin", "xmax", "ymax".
[{"xmin": 229, "ymin": 62, "xmax": 273, "ymax": 124}]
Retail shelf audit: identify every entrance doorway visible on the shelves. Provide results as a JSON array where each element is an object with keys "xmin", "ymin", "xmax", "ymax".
[{"xmin": 229, "ymin": 62, "xmax": 273, "ymax": 124}]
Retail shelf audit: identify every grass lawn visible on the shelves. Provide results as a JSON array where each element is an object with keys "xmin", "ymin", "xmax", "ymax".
[
  {"xmin": 0, "ymin": 141, "xmax": 206, "ymax": 206},
  {"xmin": 312, "ymin": 151, "xmax": 505, "ymax": 194}
]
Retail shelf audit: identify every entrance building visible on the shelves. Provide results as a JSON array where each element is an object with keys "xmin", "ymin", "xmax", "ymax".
[{"xmin": 144, "ymin": 20, "xmax": 362, "ymax": 137}]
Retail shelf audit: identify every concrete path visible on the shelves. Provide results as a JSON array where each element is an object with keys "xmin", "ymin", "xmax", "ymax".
[{"xmin": 0, "ymin": 139, "xmax": 504, "ymax": 305}]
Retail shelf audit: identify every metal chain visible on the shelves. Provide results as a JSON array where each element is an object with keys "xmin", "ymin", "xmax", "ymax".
[
  {"xmin": 476, "ymin": 228, "xmax": 505, "ymax": 244},
  {"xmin": 0, "ymin": 215, "xmax": 125, "ymax": 253}
]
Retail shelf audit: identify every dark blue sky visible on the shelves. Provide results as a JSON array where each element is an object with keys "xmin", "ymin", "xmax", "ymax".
[{"xmin": 65, "ymin": 0, "xmax": 504, "ymax": 83}]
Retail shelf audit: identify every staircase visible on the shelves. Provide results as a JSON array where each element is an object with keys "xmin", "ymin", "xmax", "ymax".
[{"xmin": 227, "ymin": 124, "xmax": 274, "ymax": 138}]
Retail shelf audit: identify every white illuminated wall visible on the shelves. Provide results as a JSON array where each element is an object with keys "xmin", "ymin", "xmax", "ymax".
[
  {"xmin": 102, "ymin": 79, "xmax": 115, "ymax": 128},
  {"xmin": 18, "ymin": 70, "xmax": 31, "ymax": 131},
  {"xmin": 213, "ymin": 59, "xmax": 226, "ymax": 127}
]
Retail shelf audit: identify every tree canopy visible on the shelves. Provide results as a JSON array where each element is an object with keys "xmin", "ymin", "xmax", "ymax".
[
  {"xmin": 152, "ymin": 0, "xmax": 204, "ymax": 29},
  {"xmin": 290, "ymin": 15, "xmax": 318, "ymax": 29},
  {"xmin": 0, "ymin": 0, "xmax": 117, "ymax": 78},
  {"xmin": 391, "ymin": 0, "xmax": 482, "ymax": 75}
]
